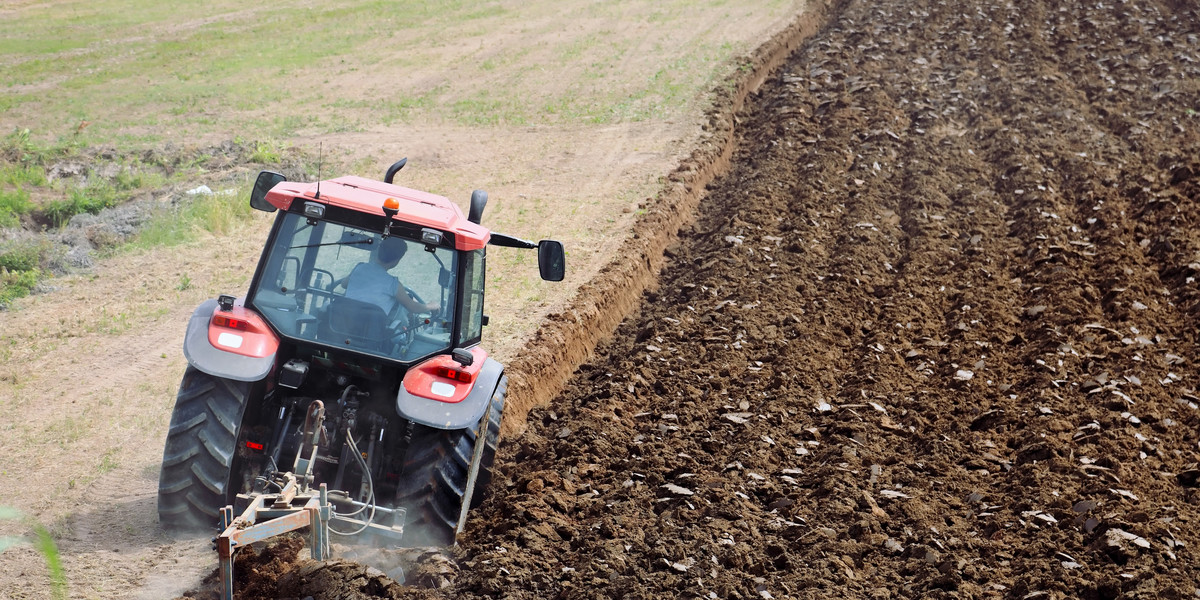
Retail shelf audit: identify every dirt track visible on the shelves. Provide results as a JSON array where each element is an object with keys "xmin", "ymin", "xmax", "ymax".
[{"xmin": 193, "ymin": 0, "xmax": 1200, "ymax": 597}]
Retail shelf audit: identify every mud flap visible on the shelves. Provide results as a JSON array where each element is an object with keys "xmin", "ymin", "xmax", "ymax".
[{"xmin": 396, "ymin": 358, "xmax": 503, "ymax": 430}]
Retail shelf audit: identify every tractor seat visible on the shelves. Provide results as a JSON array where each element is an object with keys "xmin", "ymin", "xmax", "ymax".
[{"xmin": 326, "ymin": 297, "xmax": 395, "ymax": 351}]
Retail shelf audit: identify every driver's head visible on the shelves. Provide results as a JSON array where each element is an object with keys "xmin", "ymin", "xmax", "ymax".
[{"xmin": 376, "ymin": 236, "xmax": 407, "ymax": 267}]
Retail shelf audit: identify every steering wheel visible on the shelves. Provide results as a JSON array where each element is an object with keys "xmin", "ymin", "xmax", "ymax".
[
  {"xmin": 388, "ymin": 287, "xmax": 445, "ymax": 354},
  {"xmin": 302, "ymin": 286, "xmax": 338, "ymax": 299},
  {"xmin": 398, "ymin": 287, "xmax": 436, "ymax": 326},
  {"xmin": 295, "ymin": 286, "xmax": 339, "ymax": 315}
]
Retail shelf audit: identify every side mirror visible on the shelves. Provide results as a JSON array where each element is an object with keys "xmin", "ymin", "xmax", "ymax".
[
  {"xmin": 250, "ymin": 171, "xmax": 285, "ymax": 212},
  {"xmin": 537, "ymin": 240, "xmax": 565, "ymax": 282}
]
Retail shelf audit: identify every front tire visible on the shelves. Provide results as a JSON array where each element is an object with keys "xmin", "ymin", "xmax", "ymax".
[
  {"xmin": 394, "ymin": 376, "xmax": 506, "ymax": 546},
  {"xmin": 157, "ymin": 367, "xmax": 253, "ymax": 531}
]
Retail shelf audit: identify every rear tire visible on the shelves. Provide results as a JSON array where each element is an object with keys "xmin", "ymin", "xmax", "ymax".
[
  {"xmin": 394, "ymin": 376, "xmax": 506, "ymax": 546},
  {"xmin": 157, "ymin": 367, "xmax": 253, "ymax": 531}
]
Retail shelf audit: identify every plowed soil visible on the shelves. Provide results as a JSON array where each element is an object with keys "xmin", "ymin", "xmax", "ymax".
[{"xmin": 198, "ymin": 0, "xmax": 1200, "ymax": 598}]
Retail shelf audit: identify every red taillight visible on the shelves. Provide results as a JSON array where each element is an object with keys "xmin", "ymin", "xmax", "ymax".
[
  {"xmin": 245, "ymin": 441, "xmax": 264, "ymax": 451},
  {"xmin": 213, "ymin": 314, "xmax": 247, "ymax": 330},
  {"xmin": 434, "ymin": 366, "xmax": 474, "ymax": 383}
]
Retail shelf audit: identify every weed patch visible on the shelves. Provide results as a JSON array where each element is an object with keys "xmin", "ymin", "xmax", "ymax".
[
  {"xmin": 0, "ymin": 128, "xmax": 76, "ymax": 166},
  {"xmin": 0, "ymin": 243, "xmax": 41, "ymax": 272},
  {"xmin": 133, "ymin": 185, "xmax": 253, "ymax": 247},
  {"xmin": 0, "ymin": 268, "xmax": 40, "ymax": 306},
  {"xmin": 250, "ymin": 140, "xmax": 284, "ymax": 164},
  {"xmin": 40, "ymin": 184, "xmax": 118, "ymax": 227},
  {"xmin": 0, "ymin": 163, "xmax": 48, "ymax": 187},
  {"xmin": 0, "ymin": 240, "xmax": 50, "ymax": 307},
  {"xmin": 0, "ymin": 188, "xmax": 33, "ymax": 227}
]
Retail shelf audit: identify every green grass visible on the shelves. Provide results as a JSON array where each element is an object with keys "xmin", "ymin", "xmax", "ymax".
[
  {"xmin": 0, "ymin": 507, "xmax": 66, "ymax": 600},
  {"xmin": 1, "ymin": 128, "xmax": 78, "ymax": 166},
  {"xmin": 115, "ymin": 166, "xmax": 161, "ymax": 191},
  {"xmin": 328, "ymin": 90, "xmax": 441, "ymax": 126},
  {"xmin": 0, "ymin": 127, "xmax": 267, "ymax": 232},
  {"xmin": 0, "ymin": 130, "xmax": 304, "ymax": 306},
  {"xmin": 1, "ymin": 1, "xmax": 788, "ymax": 145},
  {"xmin": 0, "ymin": 128, "xmax": 93, "ymax": 228},
  {"xmin": 0, "ymin": 241, "xmax": 50, "ymax": 307},
  {"xmin": 450, "ymin": 96, "xmax": 531, "ymax": 127},
  {"xmin": 249, "ymin": 140, "xmax": 284, "ymax": 164},
  {"xmin": 132, "ymin": 183, "xmax": 255, "ymax": 248},
  {"xmin": 3, "ymin": 1, "xmax": 473, "ymax": 142},
  {"xmin": 97, "ymin": 449, "xmax": 119, "ymax": 475},
  {"xmin": 0, "ymin": 189, "xmax": 33, "ymax": 227},
  {"xmin": 0, "ymin": 243, "xmax": 41, "ymax": 272},
  {"xmin": 42, "ymin": 184, "xmax": 118, "ymax": 227},
  {"xmin": 0, "ymin": 164, "xmax": 48, "ymax": 188},
  {"xmin": 0, "ymin": 267, "xmax": 40, "ymax": 307}
]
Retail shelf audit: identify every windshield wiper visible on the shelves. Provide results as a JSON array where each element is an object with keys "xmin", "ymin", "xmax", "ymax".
[{"xmin": 290, "ymin": 239, "xmax": 375, "ymax": 249}]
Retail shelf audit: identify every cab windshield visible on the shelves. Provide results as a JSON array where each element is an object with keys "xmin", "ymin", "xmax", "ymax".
[{"xmin": 250, "ymin": 212, "xmax": 456, "ymax": 363}]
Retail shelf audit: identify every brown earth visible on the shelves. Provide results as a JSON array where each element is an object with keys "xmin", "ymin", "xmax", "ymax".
[
  {"xmin": 197, "ymin": 0, "xmax": 1200, "ymax": 598},
  {"xmin": 444, "ymin": 0, "xmax": 1200, "ymax": 598}
]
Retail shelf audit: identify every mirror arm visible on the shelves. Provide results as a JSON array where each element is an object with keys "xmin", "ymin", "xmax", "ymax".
[{"xmin": 488, "ymin": 232, "xmax": 536, "ymax": 249}]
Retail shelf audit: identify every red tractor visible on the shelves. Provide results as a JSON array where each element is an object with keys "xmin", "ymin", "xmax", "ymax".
[{"xmin": 157, "ymin": 161, "xmax": 564, "ymax": 546}]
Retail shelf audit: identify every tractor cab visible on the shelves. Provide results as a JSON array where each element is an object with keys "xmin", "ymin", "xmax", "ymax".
[
  {"xmin": 244, "ymin": 168, "xmax": 563, "ymax": 368},
  {"xmin": 250, "ymin": 209, "xmax": 463, "ymax": 364}
]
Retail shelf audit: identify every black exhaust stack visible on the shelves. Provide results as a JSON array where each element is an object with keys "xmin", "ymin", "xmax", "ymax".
[
  {"xmin": 468, "ymin": 190, "xmax": 488, "ymax": 224},
  {"xmin": 384, "ymin": 158, "xmax": 408, "ymax": 184}
]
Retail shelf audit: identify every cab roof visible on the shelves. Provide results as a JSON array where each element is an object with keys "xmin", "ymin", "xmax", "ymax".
[{"xmin": 264, "ymin": 175, "xmax": 490, "ymax": 251}]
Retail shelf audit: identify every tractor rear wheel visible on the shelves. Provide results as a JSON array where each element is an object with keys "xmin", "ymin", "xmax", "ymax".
[
  {"xmin": 394, "ymin": 375, "xmax": 506, "ymax": 546},
  {"xmin": 157, "ymin": 367, "xmax": 253, "ymax": 531}
]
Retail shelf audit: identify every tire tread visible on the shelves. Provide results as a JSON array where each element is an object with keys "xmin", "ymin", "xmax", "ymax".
[
  {"xmin": 157, "ymin": 367, "xmax": 252, "ymax": 531},
  {"xmin": 394, "ymin": 376, "xmax": 506, "ymax": 546}
]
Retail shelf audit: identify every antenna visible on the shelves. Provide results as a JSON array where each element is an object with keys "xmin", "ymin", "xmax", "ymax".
[{"xmin": 315, "ymin": 143, "xmax": 323, "ymax": 199}]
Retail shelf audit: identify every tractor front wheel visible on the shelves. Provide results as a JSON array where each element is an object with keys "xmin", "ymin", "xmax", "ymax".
[
  {"xmin": 394, "ymin": 375, "xmax": 506, "ymax": 546},
  {"xmin": 157, "ymin": 367, "xmax": 253, "ymax": 531}
]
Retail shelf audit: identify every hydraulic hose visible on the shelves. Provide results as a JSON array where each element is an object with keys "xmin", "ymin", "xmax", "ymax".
[{"xmin": 327, "ymin": 426, "xmax": 378, "ymax": 536}]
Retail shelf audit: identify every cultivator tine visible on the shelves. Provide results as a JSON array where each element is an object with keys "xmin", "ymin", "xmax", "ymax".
[
  {"xmin": 309, "ymin": 484, "xmax": 331, "ymax": 561},
  {"xmin": 455, "ymin": 406, "xmax": 491, "ymax": 543},
  {"xmin": 216, "ymin": 505, "xmax": 238, "ymax": 600},
  {"xmin": 219, "ymin": 543, "xmax": 235, "ymax": 600}
]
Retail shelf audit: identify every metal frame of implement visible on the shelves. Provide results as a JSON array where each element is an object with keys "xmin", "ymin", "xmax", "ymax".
[
  {"xmin": 212, "ymin": 400, "xmax": 407, "ymax": 599},
  {"xmin": 215, "ymin": 478, "xmax": 330, "ymax": 600},
  {"xmin": 214, "ymin": 482, "xmax": 410, "ymax": 600}
]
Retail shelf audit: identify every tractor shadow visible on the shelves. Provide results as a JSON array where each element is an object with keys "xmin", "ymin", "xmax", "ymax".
[{"xmin": 48, "ymin": 467, "xmax": 217, "ymax": 598}]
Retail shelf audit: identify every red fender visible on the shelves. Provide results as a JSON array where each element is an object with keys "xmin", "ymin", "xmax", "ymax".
[
  {"xmin": 403, "ymin": 347, "xmax": 488, "ymax": 404},
  {"xmin": 206, "ymin": 300, "xmax": 279, "ymax": 359}
]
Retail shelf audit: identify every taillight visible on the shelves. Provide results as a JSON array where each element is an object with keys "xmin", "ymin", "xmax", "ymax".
[
  {"xmin": 245, "ymin": 441, "xmax": 264, "ymax": 451},
  {"xmin": 434, "ymin": 366, "xmax": 474, "ymax": 383},
  {"xmin": 213, "ymin": 314, "xmax": 248, "ymax": 330}
]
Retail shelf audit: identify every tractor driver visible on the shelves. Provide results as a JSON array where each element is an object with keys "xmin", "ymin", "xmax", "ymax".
[{"xmin": 336, "ymin": 235, "xmax": 440, "ymax": 316}]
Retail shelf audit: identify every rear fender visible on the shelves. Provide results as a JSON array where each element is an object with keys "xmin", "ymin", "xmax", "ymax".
[
  {"xmin": 182, "ymin": 298, "xmax": 279, "ymax": 382},
  {"xmin": 398, "ymin": 349, "xmax": 502, "ymax": 430}
]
